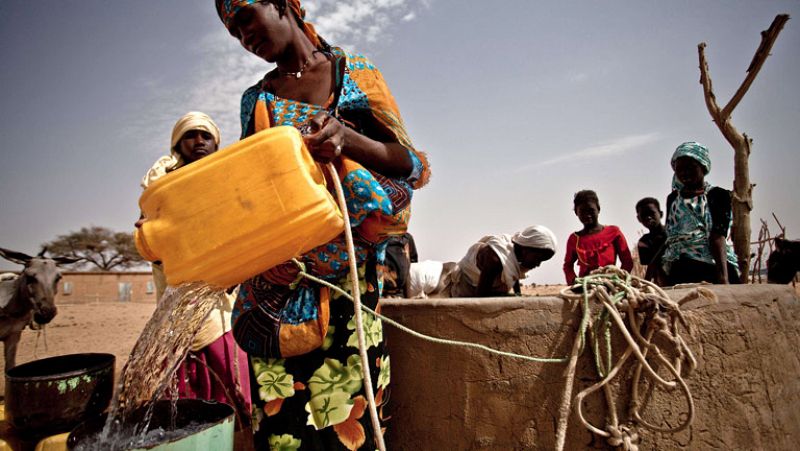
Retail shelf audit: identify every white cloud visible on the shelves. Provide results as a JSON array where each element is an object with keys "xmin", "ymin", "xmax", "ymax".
[
  {"xmin": 513, "ymin": 132, "xmax": 661, "ymax": 172},
  {"xmin": 131, "ymin": 0, "xmax": 430, "ymax": 155},
  {"xmin": 309, "ymin": 0, "xmax": 414, "ymax": 46}
]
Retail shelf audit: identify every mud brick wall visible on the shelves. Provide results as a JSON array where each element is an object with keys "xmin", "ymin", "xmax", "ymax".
[{"xmin": 381, "ymin": 285, "xmax": 800, "ymax": 450}]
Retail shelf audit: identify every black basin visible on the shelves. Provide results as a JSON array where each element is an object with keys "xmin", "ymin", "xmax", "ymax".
[{"xmin": 4, "ymin": 353, "xmax": 115, "ymax": 436}]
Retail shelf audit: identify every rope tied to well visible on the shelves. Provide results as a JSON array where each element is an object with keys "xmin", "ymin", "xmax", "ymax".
[{"xmin": 558, "ymin": 266, "xmax": 716, "ymax": 451}]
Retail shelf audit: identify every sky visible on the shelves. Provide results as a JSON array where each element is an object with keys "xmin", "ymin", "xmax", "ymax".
[{"xmin": 1, "ymin": 0, "xmax": 799, "ymax": 284}]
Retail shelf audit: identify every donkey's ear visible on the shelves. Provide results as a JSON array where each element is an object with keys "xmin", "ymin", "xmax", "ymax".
[
  {"xmin": 0, "ymin": 247, "xmax": 34, "ymax": 265},
  {"xmin": 53, "ymin": 256, "xmax": 80, "ymax": 266}
]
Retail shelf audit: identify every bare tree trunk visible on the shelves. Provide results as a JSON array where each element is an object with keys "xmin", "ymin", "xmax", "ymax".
[
  {"xmin": 732, "ymin": 133, "xmax": 753, "ymax": 281},
  {"xmin": 697, "ymin": 14, "xmax": 789, "ymax": 282}
]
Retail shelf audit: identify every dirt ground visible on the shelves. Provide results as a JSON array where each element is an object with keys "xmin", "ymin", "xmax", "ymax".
[{"xmin": 0, "ymin": 302, "xmax": 156, "ymax": 397}]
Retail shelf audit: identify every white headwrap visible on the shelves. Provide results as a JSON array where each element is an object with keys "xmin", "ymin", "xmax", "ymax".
[
  {"xmin": 140, "ymin": 112, "xmax": 221, "ymax": 188},
  {"xmin": 511, "ymin": 225, "xmax": 558, "ymax": 253},
  {"xmin": 139, "ymin": 112, "xmax": 225, "ymax": 350},
  {"xmin": 455, "ymin": 225, "xmax": 558, "ymax": 294}
]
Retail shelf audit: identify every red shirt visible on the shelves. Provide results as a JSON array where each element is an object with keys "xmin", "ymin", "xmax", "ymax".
[{"xmin": 563, "ymin": 225, "xmax": 633, "ymax": 285}]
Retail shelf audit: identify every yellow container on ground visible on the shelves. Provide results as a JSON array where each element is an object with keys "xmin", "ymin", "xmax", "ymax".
[
  {"xmin": 35, "ymin": 433, "xmax": 68, "ymax": 451},
  {"xmin": 135, "ymin": 126, "xmax": 344, "ymax": 288}
]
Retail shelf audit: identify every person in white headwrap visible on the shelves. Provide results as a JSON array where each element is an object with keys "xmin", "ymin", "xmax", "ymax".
[
  {"xmin": 140, "ymin": 111, "xmax": 221, "ymax": 188},
  {"xmin": 137, "ymin": 111, "xmax": 252, "ymax": 424},
  {"xmin": 449, "ymin": 225, "xmax": 558, "ymax": 297}
]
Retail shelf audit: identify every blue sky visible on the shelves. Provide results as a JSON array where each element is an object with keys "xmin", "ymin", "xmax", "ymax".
[{"xmin": 1, "ymin": 0, "xmax": 798, "ymax": 283}]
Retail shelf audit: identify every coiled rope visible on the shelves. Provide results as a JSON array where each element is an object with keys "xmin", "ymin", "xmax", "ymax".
[{"xmin": 558, "ymin": 267, "xmax": 715, "ymax": 451}]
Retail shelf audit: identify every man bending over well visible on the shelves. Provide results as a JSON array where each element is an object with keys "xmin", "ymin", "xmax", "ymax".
[{"xmin": 449, "ymin": 225, "xmax": 557, "ymax": 297}]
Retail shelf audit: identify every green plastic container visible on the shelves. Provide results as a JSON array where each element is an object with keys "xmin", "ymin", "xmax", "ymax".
[{"xmin": 67, "ymin": 399, "xmax": 234, "ymax": 450}]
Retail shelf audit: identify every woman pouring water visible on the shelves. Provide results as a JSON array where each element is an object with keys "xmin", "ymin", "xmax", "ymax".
[{"xmin": 215, "ymin": 1, "xmax": 430, "ymax": 449}]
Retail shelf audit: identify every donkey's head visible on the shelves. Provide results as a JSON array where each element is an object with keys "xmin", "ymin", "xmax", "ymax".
[{"xmin": 0, "ymin": 247, "xmax": 77, "ymax": 324}]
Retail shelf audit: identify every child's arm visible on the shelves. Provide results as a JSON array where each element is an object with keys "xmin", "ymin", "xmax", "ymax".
[
  {"xmin": 563, "ymin": 234, "xmax": 578, "ymax": 285},
  {"xmin": 614, "ymin": 228, "xmax": 634, "ymax": 273},
  {"xmin": 709, "ymin": 233, "xmax": 729, "ymax": 283},
  {"xmin": 708, "ymin": 187, "xmax": 734, "ymax": 284},
  {"xmin": 637, "ymin": 239, "xmax": 652, "ymax": 265}
]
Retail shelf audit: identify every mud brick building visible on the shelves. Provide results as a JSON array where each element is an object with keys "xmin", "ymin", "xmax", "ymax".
[{"xmin": 55, "ymin": 271, "xmax": 157, "ymax": 304}]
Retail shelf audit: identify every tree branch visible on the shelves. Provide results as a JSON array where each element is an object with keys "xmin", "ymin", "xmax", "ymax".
[
  {"xmin": 697, "ymin": 42, "xmax": 723, "ymax": 123},
  {"xmin": 699, "ymin": 43, "xmax": 749, "ymax": 150},
  {"xmin": 721, "ymin": 14, "xmax": 790, "ymax": 119}
]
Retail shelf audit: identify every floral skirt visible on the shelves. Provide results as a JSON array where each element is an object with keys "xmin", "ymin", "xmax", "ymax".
[{"xmin": 239, "ymin": 258, "xmax": 390, "ymax": 450}]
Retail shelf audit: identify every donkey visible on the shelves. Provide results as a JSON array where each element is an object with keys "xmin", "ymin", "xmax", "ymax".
[{"xmin": 0, "ymin": 247, "xmax": 76, "ymax": 371}]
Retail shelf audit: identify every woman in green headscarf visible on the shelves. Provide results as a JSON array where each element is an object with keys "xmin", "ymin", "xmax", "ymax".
[{"xmin": 662, "ymin": 142, "xmax": 739, "ymax": 285}]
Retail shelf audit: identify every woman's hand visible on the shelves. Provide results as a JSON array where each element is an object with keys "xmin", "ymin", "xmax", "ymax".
[
  {"xmin": 303, "ymin": 111, "xmax": 347, "ymax": 163},
  {"xmin": 303, "ymin": 111, "xmax": 413, "ymax": 177},
  {"xmin": 262, "ymin": 261, "xmax": 301, "ymax": 285}
]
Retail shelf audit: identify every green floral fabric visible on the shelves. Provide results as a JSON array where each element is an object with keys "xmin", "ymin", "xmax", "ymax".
[{"xmin": 249, "ymin": 258, "xmax": 389, "ymax": 450}]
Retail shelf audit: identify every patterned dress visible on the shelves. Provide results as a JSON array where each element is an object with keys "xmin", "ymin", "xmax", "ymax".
[
  {"xmin": 231, "ymin": 47, "xmax": 429, "ymax": 450},
  {"xmin": 662, "ymin": 186, "xmax": 739, "ymax": 283}
]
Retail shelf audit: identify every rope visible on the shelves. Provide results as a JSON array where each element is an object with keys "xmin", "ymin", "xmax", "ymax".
[
  {"xmin": 554, "ymin": 294, "xmax": 590, "ymax": 450},
  {"xmin": 224, "ymin": 304, "xmax": 247, "ymax": 429},
  {"xmin": 558, "ymin": 266, "xmax": 714, "ymax": 451},
  {"xmin": 292, "ymin": 267, "xmax": 574, "ymax": 365},
  {"xmin": 33, "ymin": 324, "xmax": 48, "ymax": 359},
  {"xmin": 325, "ymin": 163, "xmax": 386, "ymax": 451}
]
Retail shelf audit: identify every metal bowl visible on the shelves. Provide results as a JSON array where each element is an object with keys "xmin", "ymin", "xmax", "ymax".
[{"xmin": 4, "ymin": 353, "xmax": 115, "ymax": 436}]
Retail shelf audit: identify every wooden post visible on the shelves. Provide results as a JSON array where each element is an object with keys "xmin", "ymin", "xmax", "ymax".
[{"xmin": 697, "ymin": 14, "xmax": 790, "ymax": 282}]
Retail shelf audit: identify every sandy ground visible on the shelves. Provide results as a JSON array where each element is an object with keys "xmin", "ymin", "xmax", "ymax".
[{"xmin": 0, "ymin": 302, "xmax": 156, "ymax": 397}]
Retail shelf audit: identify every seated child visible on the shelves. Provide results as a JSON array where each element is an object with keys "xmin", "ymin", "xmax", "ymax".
[
  {"xmin": 635, "ymin": 197, "xmax": 667, "ymax": 284},
  {"xmin": 662, "ymin": 142, "xmax": 740, "ymax": 285},
  {"xmin": 563, "ymin": 190, "xmax": 634, "ymax": 285}
]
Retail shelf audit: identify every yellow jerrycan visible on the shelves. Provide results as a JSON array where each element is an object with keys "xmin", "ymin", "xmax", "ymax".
[{"xmin": 135, "ymin": 126, "xmax": 344, "ymax": 288}]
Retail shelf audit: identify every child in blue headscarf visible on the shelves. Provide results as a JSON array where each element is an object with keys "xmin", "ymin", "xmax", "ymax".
[{"xmin": 662, "ymin": 142, "xmax": 740, "ymax": 285}]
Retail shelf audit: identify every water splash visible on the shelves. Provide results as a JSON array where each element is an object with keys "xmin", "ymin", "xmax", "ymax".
[{"xmin": 88, "ymin": 283, "xmax": 226, "ymax": 449}]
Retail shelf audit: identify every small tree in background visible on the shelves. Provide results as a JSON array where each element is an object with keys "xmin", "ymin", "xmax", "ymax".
[
  {"xmin": 697, "ymin": 14, "xmax": 790, "ymax": 282},
  {"xmin": 44, "ymin": 226, "xmax": 145, "ymax": 271}
]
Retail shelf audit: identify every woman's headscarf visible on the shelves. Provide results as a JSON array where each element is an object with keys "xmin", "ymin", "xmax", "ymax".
[
  {"xmin": 215, "ymin": 0, "xmax": 322, "ymax": 49},
  {"xmin": 141, "ymin": 112, "xmax": 221, "ymax": 188},
  {"xmin": 671, "ymin": 141, "xmax": 711, "ymax": 174},
  {"xmin": 512, "ymin": 225, "xmax": 558, "ymax": 253}
]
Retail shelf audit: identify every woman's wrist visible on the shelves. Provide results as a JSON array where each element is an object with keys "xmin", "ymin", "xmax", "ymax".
[{"xmin": 340, "ymin": 129, "xmax": 412, "ymax": 177}]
